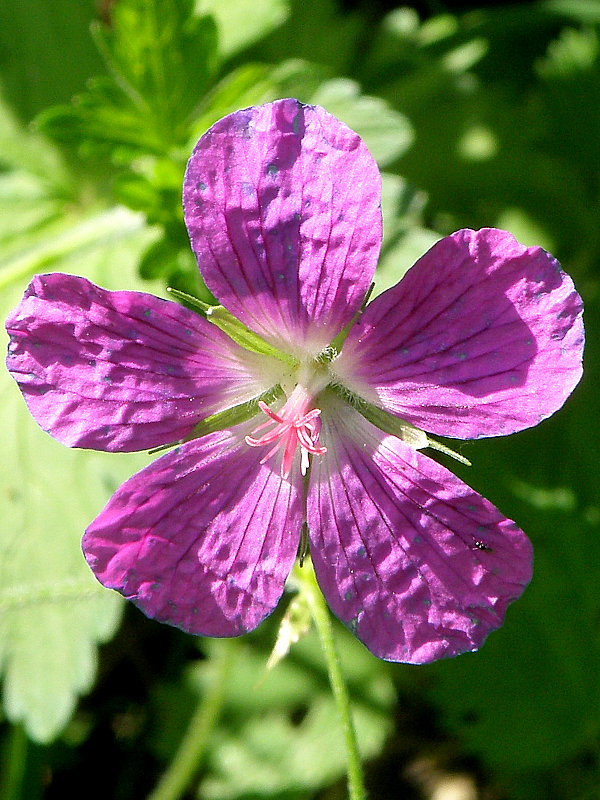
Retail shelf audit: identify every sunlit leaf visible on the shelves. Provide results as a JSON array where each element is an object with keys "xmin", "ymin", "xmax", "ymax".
[
  {"xmin": 198, "ymin": 0, "xmax": 290, "ymax": 59},
  {"xmin": 0, "ymin": 112, "xmax": 160, "ymax": 742},
  {"xmin": 309, "ymin": 79, "xmax": 414, "ymax": 167},
  {"xmin": 191, "ymin": 61, "xmax": 413, "ymax": 169},
  {"xmin": 37, "ymin": 0, "xmax": 218, "ymax": 156}
]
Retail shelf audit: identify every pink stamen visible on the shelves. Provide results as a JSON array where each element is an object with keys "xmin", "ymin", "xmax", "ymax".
[{"xmin": 246, "ymin": 395, "xmax": 327, "ymax": 478}]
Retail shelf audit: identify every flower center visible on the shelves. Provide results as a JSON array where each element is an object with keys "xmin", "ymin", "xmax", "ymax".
[{"xmin": 245, "ymin": 380, "xmax": 327, "ymax": 478}]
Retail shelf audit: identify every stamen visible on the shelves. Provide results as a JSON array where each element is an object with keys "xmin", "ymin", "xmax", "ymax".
[{"xmin": 246, "ymin": 392, "xmax": 327, "ymax": 478}]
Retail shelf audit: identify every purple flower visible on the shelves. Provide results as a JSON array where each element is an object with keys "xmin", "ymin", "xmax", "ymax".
[{"xmin": 6, "ymin": 99, "xmax": 584, "ymax": 664}]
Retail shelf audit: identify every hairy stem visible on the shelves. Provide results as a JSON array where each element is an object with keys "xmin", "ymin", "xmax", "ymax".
[{"xmin": 297, "ymin": 561, "xmax": 366, "ymax": 800}]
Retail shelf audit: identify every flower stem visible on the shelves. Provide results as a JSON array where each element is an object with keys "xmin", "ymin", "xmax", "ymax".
[
  {"xmin": 0, "ymin": 724, "xmax": 28, "ymax": 800},
  {"xmin": 297, "ymin": 561, "xmax": 366, "ymax": 800},
  {"xmin": 147, "ymin": 638, "xmax": 236, "ymax": 800}
]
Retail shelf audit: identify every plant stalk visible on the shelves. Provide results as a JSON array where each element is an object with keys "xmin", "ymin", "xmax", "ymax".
[
  {"xmin": 147, "ymin": 638, "xmax": 235, "ymax": 800},
  {"xmin": 298, "ymin": 561, "xmax": 366, "ymax": 800}
]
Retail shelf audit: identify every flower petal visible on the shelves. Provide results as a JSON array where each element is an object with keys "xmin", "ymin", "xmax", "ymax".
[
  {"xmin": 333, "ymin": 228, "xmax": 584, "ymax": 438},
  {"xmin": 82, "ymin": 426, "xmax": 303, "ymax": 636},
  {"xmin": 307, "ymin": 395, "xmax": 533, "ymax": 663},
  {"xmin": 6, "ymin": 273, "xmax": 283, "ymax": 451},
  {"xmin": 183, "ymin": 99, "xmax": 382, "ymax": 356}
]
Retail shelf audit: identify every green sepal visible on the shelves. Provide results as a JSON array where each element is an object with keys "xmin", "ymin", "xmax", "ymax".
[
  {"xmin": 354, "ymin": 398, "xmax": 429, "ymax": 450},
  {"xmin": 166, "ymin": 287, "xmax": 297, "ymax": 365},
  {"xmin": 148, "ymin": 385, "xmax": 284, "ymax": 455},
  {"xmin": 188, "ymin": 385, "xmax": 283, "ymax": 439},
  {"xmin": 335, "ymin": 388, "xmax": 472, "ymax": 465},
  {"xmin": 329, "ymin": 282, "xmax": 374, "ymax": 353}
]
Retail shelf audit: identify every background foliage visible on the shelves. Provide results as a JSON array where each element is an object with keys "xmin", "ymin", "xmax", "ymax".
[{"xmin": 1, "ymin": 1, "xmax": 598, "ymax": 798}]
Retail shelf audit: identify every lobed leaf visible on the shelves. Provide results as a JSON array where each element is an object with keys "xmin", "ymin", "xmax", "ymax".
[{"xmin": 0, "ymin": 112, "xmax": 160, "ymax": 742}]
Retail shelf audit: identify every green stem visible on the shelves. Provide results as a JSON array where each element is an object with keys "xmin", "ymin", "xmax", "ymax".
[
  {"xmin": 0, "ymin": 724, "xmax": 28, "ymax": 800},
  {"xmin": 147, "ymin": 638, "xmax": 236, "ymax": 800},
  {"xmin": 298, "ymin": 562, "xmax": 366, "ymax": 800}
]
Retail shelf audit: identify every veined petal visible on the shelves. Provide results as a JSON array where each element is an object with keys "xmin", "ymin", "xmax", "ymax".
[
  {"xmin": 82, "ymin": 425, "xmax": 303, "ymax": 636},
  {"xmin": 333, "ymin": 228, "xmax": 584, "ymax": 438},
  {"xmin": 183, "ymin": 99, "xmax": 382, "ymax": 357},
  {"xmin": 307, "ymin": 394, "xmax": 532, "ymax": 663},
  {"xmin": 6, "ymin": 274, "xmax": 284, "ymax": 452}
]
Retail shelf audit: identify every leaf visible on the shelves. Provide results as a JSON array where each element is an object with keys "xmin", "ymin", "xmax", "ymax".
[
  {"xmin": 309, "ymin": 78, "xmax": 414, "ymax": 167},
  {"xmin": 255, "ymin": 0, "xmax": 366, "ymax": 74},
  {"xmin": 375, "ymin": 226, "xmax": 440, "ymax": 297},
  {"xmin": 191, "ymin": 61, "xmax": 413, "ymax": 169},
  {"xmin": 37, "ymin": 0, "xmax": 218, "ymax": 156},
  {"xmin": 359, "ymin": 5, "xmax": 599, "ymax": 268},
  {"xmin": 150, "ymin": 625, "xmax": 395, "ymax": 798},
  {"xmin": 0, "ymin": 111, "xmax": 161, "ymax": 742},
  {"xmin": 418, "ymin": 382, "xmax": 600, "ymax": 772},
  {"xmin": 424, "ymin": 504, "xmax": 600, "ymax": 770},
  {"xmin": 0, "ymin": 0, "xmax": 102, "ymax": 121},
  {"xmin": 198, "ymin": 0, "xmax": 290, "ymax": 60},
  {"xmin": 265, "ymin": 591, "xmax": 312, "ymax": 672}
]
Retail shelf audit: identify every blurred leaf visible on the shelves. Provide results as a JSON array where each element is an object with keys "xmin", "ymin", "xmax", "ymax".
[
  {"xmin": 0, "ymin": 0, "xmax": 102, "ymax": 121},
  {"xmin": 356, "ymin": 4, "xmax": 600, "ymax": 271},
  {"xmin": 533, "ymin": 26, "xmax": 600, "ymax": 232},
  {"xmin": 541, "ymin": 0, "xmax": 600, "ymax": 25},
  {"xmin": 537, "ymin": 24, "xmax": 599, "ymax": 76},
  {"xmin": 0, "ymin": 108, "xmax": 161, "ymax": 743},
  {"xmin": 37, "ymin": 0, "xmax": 218, "ymax": 157},
  {"xmin": 0, "ymin": 231, "xmax": 157, "ymax": 742},
  {"xmin": 309, "ymin": 79, "xmax": 414, "ymax": 167},
  {"xmin": 424, "ymin": 499, "xmax": 600, "ymax": 770},
  {"xmin": 113, "ymin": 155, "xmax": 185, "ymax": 226},
  {"xmin": 376, "ymin": 227, "xmax": 440, "ymax": 298},
  {"xmin": 188, "ymin": 60, "xmax": 329, "ymax": 139},
  {"xmin": 198, "ymin": 0, "xmax": 290, "ymax": 60},
  {"xmin": 265, "ymin": 591, "xmax": 312, "ymax": 672},
  {"xmin": 254, "ymin": 0, "xmax": 366, "ymax": 75},
  {"xmin": 416, "ymin": 342, "xmax": 600, "ymax": 772},
  {"xmin": 372, "ymin": 172, "xmax": 439, "ymax": 296},
  {"xmin": 193, "ymin": 61, "xmax": 412, "ymax": 167},
  {"xmin": 151, "ymin": 624, "xmax": 394, "ymax": 798}
]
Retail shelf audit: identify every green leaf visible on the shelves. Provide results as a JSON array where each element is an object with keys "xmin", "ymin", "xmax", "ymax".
[
  {"xmin": 198, "ymin": 0, "xmax": 290, "ymax": 60},
  {"xmin": 418, "ymin": 386, "xmax": 600, "ymax": 772},
  {"xmin": 424, "ymin": 505, "xmax": 600, "ymax": 770},
  {"xmin": 192, "ymin": 61, "xmax": 413, "ymax": 169},
  {"xmin": 376, "ymin": 226, "xmax": 440, "ymax": 297},
  {"xmin": 0, "ymin": 0, "xmax": 102, "ymax": 121},
  {"xmin": 309, "ymin": 79, "xmax": 414, "ymax": 167},
  {"xmin": 150, "ymin": 625, "xmax": 395, "ymax": 798},
  {"xmin": 265, "ymin": 592, "xmax": 312, "ymax": 672},
  {"xmin": 0, "ymin": 112, "xmax": 162, "ymax": 742},
  {"xmin": 254, "ymin": 0, "xmax": 366, "ymax": 75},
  {"xmin": 37, "ymin": 0, "xmax": 218, "ymax": 157},
  {"xmin": 0, "ymin": 93, "xmax": 72, "ymax": 189},
  {"xmin": 375, "ymin": 172, "xmax": 439, "ymax": 297}
]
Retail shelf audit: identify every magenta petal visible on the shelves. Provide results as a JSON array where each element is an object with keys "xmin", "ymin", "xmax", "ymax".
[
  {"xmin": 183, "ymin": 99, "xmax": 382, "ymax": 356},
  {"xmin": 334, "ymin": 228, "xmax": 584, "ymax": 438},
  {"xmin": 6, "ymin": 274, "xmax": 278, "ymax": 451},
  {"xmin": 307, "ymin": 397, "xmax": 532, "ymax": 663},
  {"xmin": 82, "ymin": 427, "xmax": 303, "ymax": 636}
]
